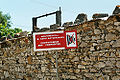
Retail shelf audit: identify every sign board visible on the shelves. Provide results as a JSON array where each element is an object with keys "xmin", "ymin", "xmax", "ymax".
[{"xmin": 33, "ymin": 30, "xmax": 77, "ymax": 51}]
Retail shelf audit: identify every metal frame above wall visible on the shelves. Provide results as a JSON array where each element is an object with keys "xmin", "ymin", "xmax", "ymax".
[{"xmin": 32, "ymin": 7, "xmax": 62, "ymax": 32}]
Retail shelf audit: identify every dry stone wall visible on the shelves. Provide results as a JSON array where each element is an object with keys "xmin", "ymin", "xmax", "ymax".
[{"xmin": 0, "ymin": 14, "xmax": 120, "ymax": 80}]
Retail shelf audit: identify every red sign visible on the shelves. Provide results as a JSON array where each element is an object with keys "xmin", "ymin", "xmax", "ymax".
[
  {"xmin": 33, "ymin": 30, "xmax": 77, "ymax": 51},
  {"xmin": 65, "ymin": 30, "xmax": 78, "ymax": 49}
]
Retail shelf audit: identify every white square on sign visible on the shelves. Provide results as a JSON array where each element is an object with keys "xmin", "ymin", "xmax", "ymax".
[{"xmin": 66, "ymin": 32, "xmax": 77, "ymax": 47}]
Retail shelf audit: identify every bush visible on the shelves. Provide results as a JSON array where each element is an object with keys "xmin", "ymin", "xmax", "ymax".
[{"xmin": 0, "ymin": 11, "xmax": 22, "ymax": 38}]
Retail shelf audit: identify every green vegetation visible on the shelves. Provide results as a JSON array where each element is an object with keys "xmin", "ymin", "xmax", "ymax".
[{"xmin": 0, "ymin": 11, "xmax": 22, "ymax": 38}]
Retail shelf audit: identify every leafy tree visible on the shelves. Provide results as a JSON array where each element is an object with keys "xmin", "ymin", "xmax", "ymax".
[
  {"xmin": 0, "ymin": 11, "xmax": 11, "ymax": 28},
  {"xmin": 0, "ymin": 11, "xmax": 22, "ymax": 39}
]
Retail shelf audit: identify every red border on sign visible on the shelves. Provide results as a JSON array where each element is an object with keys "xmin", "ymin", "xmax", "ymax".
[
  {"xmin": 33, "ymin": 30, "xmax": 78, "ymax": 51},
  {"xmin": 33, "ymin": 31, "xmax": 65, "ymax": 51},
  {"xmin": 65, "ymin": 30, "xmax": 78, "ymax": 49}
]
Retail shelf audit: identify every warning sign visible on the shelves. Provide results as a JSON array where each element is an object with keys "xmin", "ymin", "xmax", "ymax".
[
  {"xmin": 65, "ymin": 31, "xmax": 77, "ymax": 49},
  {"xmin": 33, "ymin": 30, "xmax": 77, "ymax": 51}
]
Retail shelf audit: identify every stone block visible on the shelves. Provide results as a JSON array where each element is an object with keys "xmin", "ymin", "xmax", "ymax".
[
  {"xmin": 92, "ymin": 35, "xmax": 101, "ymax": 40},
  {"xmin": 114, "ymin": 22, "xmax": 120, "ymax": 26},
  {"xmin": 80, "ymin": 42, "xmax": 87, "ymax": 47},
  {"xmin": 112, "ymin": 39, "xmax": 120, "ymax": 47},
  {"xmin": 90, "ymin": 47, "xmax": 95, "ymax": 51},
  {"xmin": 78, "ymin": 65, "xmax": 85, "ymax": 69},
  {"xmin": 4, "ymin": 71, "xmax": 9, "ymax": 78},
  {"xmin": 116, "ymin": 26, "xmax": 120, "ymax": 32},
  {"xmin": 105, "ymin": 33, "xmax": 117, "ymax": 41},
  {"xmin": 82, "ymin": 36, "xmax": 91, "ymax": 41},
  {"xmin": 41, "ymin": 66, "xmax": 46, "ymax": 72},
  {"xmin": 71, "ymin": 57, "xmax": 79, "ymax": 62},
  {"xmin": 27, "ymin": 56, "xmax": 32, "ymax": 64},
  {"xmin": 74, "ymin": 69, "xmax": 80, "ymax": 73},
  {"xmin": 74, "ymin": 13, "xmax": 87, "ymax": 24},
  {"xmin": 116, "ymin": 61, "xmax": 120, "ymax": 68},
  {"xmin": 112, "ymin": 76, "xmax": 120, "ymax": 80},
  {"xmin": 94, "ymin": 62, "xmax": 106, "ymax": 68},
  {"xmin": 92, "ymin": 13, "xmax": 108, "ymax": 19},
  {"xmin": 94, "ymin": 29, "xmax": 101, "ymax": 34},
  {"xmin": 84, "ymin": 73, "xmax": 94, "ymax": 78},
  {"xmin": 102, "ymin": 42, "xmax": 110, "ymax": 49},
  {"xmin": 70, "ymin": 76, "xmax": 77, "ymax": 79}
]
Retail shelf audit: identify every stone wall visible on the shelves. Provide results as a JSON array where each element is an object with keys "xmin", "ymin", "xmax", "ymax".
[{"xmin": 0, "ymin": 14, "xmax": 120, "ymax": 80}]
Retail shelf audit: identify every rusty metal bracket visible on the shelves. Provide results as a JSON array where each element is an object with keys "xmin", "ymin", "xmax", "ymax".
[{"xmin": 32, "ymin": 7, "xmax": 61, "ymax": 32}]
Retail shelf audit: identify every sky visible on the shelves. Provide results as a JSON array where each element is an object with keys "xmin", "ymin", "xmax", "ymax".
[{"xmin": 0, "ymin": 0, "xmax": 119, "ymax": 31}]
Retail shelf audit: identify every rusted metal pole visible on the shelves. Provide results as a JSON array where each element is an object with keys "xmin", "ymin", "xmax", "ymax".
[
  {"xmin": 56, "ymin": 51, "xmax": 59, "ymax": 80},
  {"xmin": 32, "ymin": 18, "xmax": 37, "ymax": 32},
  {"xmin": 56, "ymin": 7, "xmax": 61, "ymax": 26}
]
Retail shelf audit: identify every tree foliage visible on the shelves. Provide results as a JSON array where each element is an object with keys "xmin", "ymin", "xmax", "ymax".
[
  {"xmin": 0, "ymin": 11, "xmax": 22, "ymax": 38},
  {"xmin": 0, "ymin": 11, "xmax": 11, "ymax": 28}
]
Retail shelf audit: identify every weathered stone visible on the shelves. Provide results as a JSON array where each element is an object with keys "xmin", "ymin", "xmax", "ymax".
[
  {"xmin": 71, "ymin": 56, "xmax": 79, "ymax": 62},
  {"xmin": 27, "ymin": 55, "xmax": 32, "ymax": 64},
  {"xmin": 20, "ymin": 31, "xmax": 28, "ymax": 37},
  {"xmin": 99, "ymin": 20, "xmax": 105, "ymax": 25},
  {"xmin": 103, "ymin": 75, "xmax": 110, "ymax": 80},
  {"xmin": 80, "ymin": 42, "xmax": 87, "ymax": 47},
  {"xmin": 92, "ymin": 35, "xmax": 101, "ymax": 40},
  {"xmin": 90, "ymin": 47, "xmax": 95, "ymax": 51},
  {"xmin": 116, "ymin": 61, "xmax": 120, "ymax": 68},
  {"xmin": 105, "ymin": 61, "xmax": 113, "ymax": 67},
  {"xmin": 51, "ymin": 57, "xmax": 55, "ymax": 63},
  {"xmin": 68, "ymin": 54, "xmax": 74, "ymax": 59},
  {"xmin": 82, "ymin": 22, "xmax": 88, "ymax": 28},
  {"xmin": 77, "ymin": 34, "xmax": 82, "ymax": 41},
  {"xmin": 84, "ymin": 73, "xmax": 94, "ymax": 78},
  {"xmin": 82, "ymin": 36, "xmax": 91, "ymax": 41},
  {"xmin": 97, "ymin": 40, "xmax": 104, "ymax": 43},
  {"xmin": 92, "ymin": 13, "xmax": 108, "ymax": 19},
  {"xmin": 50, "ymin": 24, "xmax": 59, "ymax": 30},
  {"xmin": 94, "ymin": 29, "xmax": 101, "ymax": 34},
  {"xmin": 101, "ymin": 34, "xmax": 105, "ymax": 40},
  {"xmin": 78, "ymin": 65, "xmax": 85, "ymax": 69},
  {"xmin": 81, "ymin": 61, "xmax": 93, "ymax": 65},
  {"xmin": 19, "ymin": 57, "xmax": 25, "ymax": 64},
  {"xmin": 41, "ymin": 66, "xmax": 46, "ymax": 72},
  {"xmin": 74, "ymin": 13, "xmax": 87, "ymax": 24},
  {"xmin": 74, "ymin": 69, "xmax": 80, "ymax": 73},
  {"xmin": 63, "ymin": 22, "xmax": 73, "ymax": 27},
  {"xmin": 4, "ymin": 71, "xmax": 9, "ymax": 78},
  {"xmin": 68, "ymin": 68, "xmax": 73, "ymax": 73},
  {"xmin": 110, "ymin": 52, "xmax": 116, "ymax": 57},
  {"xmin": 64, "ymin": 59, "xmax": 69, "ymax": 62},
  {"xmin": 112, "ymin": 76, "xmax": 120, "ymax": 80},
  {"xmin": 94, "ymin": 62, "xmax": 106, "ymax": 68},
  {"xmin": 23, "ymin": 76, "xmax": 32, "ymax": 80},
  {"xmin": 106, "ymin": 24, "xmax": 114, "ymax": 31},
  {"xmin": 70, "ymin": 76, "xmax": 77, "ymax": 79},
  {"xmin": 40, "ymin": 27, "xmax": 50, "ymax": 32},
  {"xmin": 93, "ymin": 43, "xmax": 97, "ymax": 46},
  {"xmin": 112, "ymin": 39, "xmax": 120, "ymax": 47},
  {"xmin": 113, "ymin": 5, "xmax": 120, "ymax": 14},
  {"xmin": 84, "ymin": 56, "xmax": 90, "ymax": 61},
  {"xmin": 102, "ymin": 42, "xmax": 110, "ymax": 48},
  {"xmin": 105, "ymin": 33, "xmax": 117, "ymax": 41},
  {"xmin": 114, "ymin": 22, "xmax": 120, "ymax": 26},
  {"xmin": 116, "ymin": 26, "xmax": 120, "ymax": 32},
  {"xmin": 89, "ymin": 68, "xmax": 97, "ymax": 72}
]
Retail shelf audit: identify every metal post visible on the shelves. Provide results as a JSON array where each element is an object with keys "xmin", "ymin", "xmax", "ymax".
[
  {"xmin": 56, "ymin": 7, "xmax": 61, "ymax": 26},
  {"xmin": 32, "ymin": 18, "xmax": 37, "ymax": 32},
  {"xmin": 56, "ymin": 52, "xmax": 59, "ymax": 80}
]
